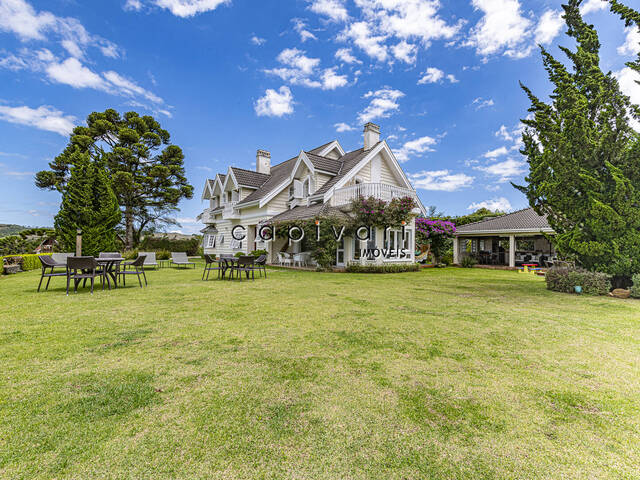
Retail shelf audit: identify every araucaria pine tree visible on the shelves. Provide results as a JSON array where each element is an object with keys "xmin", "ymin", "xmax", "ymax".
[
  {"xmin": 517, "ymin": 0, "xmax": 640, "ymax": 282},
  {"xmin": 54, "ymin": 151, "xmax": 121, "ymax": 257}
]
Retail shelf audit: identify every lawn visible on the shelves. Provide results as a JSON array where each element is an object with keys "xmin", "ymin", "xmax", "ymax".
[{"xmin": 1, "ymin": 265, "xmax": 639, "ymax": 479}]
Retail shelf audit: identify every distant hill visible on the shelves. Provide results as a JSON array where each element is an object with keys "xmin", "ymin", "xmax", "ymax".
[{"xmin": 0, "ymin": 224, "xmax": 27, "ymax": 237}]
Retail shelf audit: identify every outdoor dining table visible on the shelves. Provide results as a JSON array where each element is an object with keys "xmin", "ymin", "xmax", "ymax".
[{"xmin": 96, "ymin": 257, "xmax": 125, "ymax": 289}]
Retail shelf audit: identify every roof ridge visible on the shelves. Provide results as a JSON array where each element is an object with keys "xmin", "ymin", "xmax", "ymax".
[
  {"xmin": 459, "ymin": 207, "xmax": 533, "ymax": 228},
  {"xmin": 230, "ymin": 166, "xmax": 270, "ymax": 176}
]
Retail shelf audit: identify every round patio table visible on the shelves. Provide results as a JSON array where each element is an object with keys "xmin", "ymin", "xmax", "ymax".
[{"xmin": 96, "ymin": 257, "xmax": 124, "ymax": 289}]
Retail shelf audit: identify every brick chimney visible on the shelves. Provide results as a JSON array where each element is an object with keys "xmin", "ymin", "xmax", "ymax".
[
  {"xmin": 363, "ymin": 122, "xmax": 380, "ymax": 150},
  {"xmin": 256, "ymin": 149, "xmax": 271, "ymax": 175}
]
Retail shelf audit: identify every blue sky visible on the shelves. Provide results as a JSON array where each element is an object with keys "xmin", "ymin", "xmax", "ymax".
[{"xmin": 0, "ymin": 0, "xmax": 637, "ymax": 233}]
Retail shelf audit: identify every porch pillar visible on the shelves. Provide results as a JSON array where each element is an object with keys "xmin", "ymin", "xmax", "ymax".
[
  {"xmin": 509, "ymin": 235, "xmax": 516, "ymax": 268},
  {"xmin": 453, "ymin": 236, "xmax": 460, "ymax": 265}
]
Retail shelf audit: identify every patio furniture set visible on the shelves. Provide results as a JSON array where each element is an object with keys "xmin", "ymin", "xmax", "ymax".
[
  {"xmin": 37, "ymin": 252, "xmax": 150, "ymax": 295},
  {"xmin": 276, "ymin": 252, "xmax": 312, "ymax": 267},
  {"xmin": 202, "ymin": 254, "xmax": 267, "ymax": 281}
]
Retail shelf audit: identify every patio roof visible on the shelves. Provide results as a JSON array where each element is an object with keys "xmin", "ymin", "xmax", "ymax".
[{"xmin": 455, "ymin": 208, "xmax": 554, "ymax": 235}]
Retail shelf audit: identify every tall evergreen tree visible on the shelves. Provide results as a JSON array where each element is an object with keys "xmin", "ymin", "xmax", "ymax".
[
  {"xmin": 516, "ymin": 0, "xmax": 640, "ymax": 281},
  {"xmin": 36, "ymin": 109, "xmax": 193, "ymax": 249},
  {"xmin": 54, "ymin": 150, "xmax": 121, "ymax": 257}
]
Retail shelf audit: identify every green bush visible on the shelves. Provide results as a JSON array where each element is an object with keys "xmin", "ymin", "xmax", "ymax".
[
  {"xmin": 250, "ymin": 249, "xmax": 268, "ymax": 257},
  {"xmin": 441, "ymin": 251, "xmax": 453, "ymax": 265},
  {"xmin": 140, "ymin": 236, "xmax": 200, "ymax": 256},
  {"xmin": 155, "ymin": 250, "xmax": 170, "ymax": 260},
  {"xmin": 345, "ymin": 263, "xmax": 420, "ymax": 274},
  {"xmin": 461, "ymin": 256, "xmax": 477, "ymax": 268},
  {"xmin": 545, "ymin": 266, "xmax": 611, "ymax": 295},
  {"xmin": 123, "ymin": 250, "xmax": 138, "ymax": 260},
  {"xmin": 630, "ymin": 274, "xmax": 640, "ymax": 299},
  {"xmin": 1, "ymin": 254, "xmax": 45, "ymax": 272}
]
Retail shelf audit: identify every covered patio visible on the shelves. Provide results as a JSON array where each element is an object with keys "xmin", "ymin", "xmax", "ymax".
[{"xmin": 453, "ymin": 208, "xmax": 556, "ymax": 268}]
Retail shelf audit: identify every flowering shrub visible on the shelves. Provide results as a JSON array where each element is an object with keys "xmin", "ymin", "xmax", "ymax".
[
  {"xmin": 352, "ymin": 196, "xmax": 417, "ymax": 227},
  {"xmin": 415, "ymin": 218, "xmax": 456, "ymax": 263}
]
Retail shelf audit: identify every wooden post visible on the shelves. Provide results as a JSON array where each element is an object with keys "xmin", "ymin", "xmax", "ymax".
[
  {"xmin": 76, "ymin": 229, "xmax": 82, "ymax": 257},
  {"xmin": 509, "ymin": 235, "xmax": 516, "ymax": 268},
  {"xmin": 453, "ymin": 236, "xmax": 459, "ymax": 265}
]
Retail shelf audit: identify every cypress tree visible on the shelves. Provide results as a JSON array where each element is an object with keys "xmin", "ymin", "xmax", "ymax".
[
  {"xmin": 54, "ymin": 150, "xmax": 121, "ymax": 256},
  {"xmin": 516, "ymin": 0, "xmax": 640, "ymax": 283}
]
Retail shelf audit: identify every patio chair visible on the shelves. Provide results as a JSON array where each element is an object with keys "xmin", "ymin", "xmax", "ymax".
[
  {"xmin": 170, "ymin": 252, "xmax": 195, "ymax": 268},
  {"xmin": 51, "ymin": 252, "xmax": 74, "ymax": 266},
  {"xmin": 202, "ymin": 254, "xmax": 224, "ymax": 280},
  {"xmin": 137, "ymin": 252, "xmax": 158, "ymax": 269},
  {"xmin": 99, "ymin": 252, "xmax": 121, "ymax": 259},
  {"xmin": 278, "ymin": 252, "xmax": 292, "ymax": 266},
  {"xmin": 235, "ymin": 256, "xmax": 255, "ymax": 281},
  {"xmin": 220, "ymin": 257, "xmax": 235, "ymax": 280},
  {"xmin": 66, "ymin": 256, "xmax": 103, "ymax": 295},
  {"xmin": 37, "ymin": 255, "xmax": 67, "ymax": 292},
  {"xmin": 117, "ymin": 255, "xmax": 147, "ymax": 287},
  {"xmin": 255, "ymin": 254, "xmax": 267, "ymax": 278}
]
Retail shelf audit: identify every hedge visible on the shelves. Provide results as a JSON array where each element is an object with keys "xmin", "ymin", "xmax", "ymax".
[
  {"xmin": 545, "ymin": 266, "xmax": 611, "ymax": 295},
  {"xmin": 344, "ymin": 263, "xmax": 420, "ymax": 274},
  {"xmin": 1, "ymin": 254, "xmax": 46, "ymax": 272},
  {"xmin": 140, "ymin": 236, "xmax": 200, "ymax": 256}
]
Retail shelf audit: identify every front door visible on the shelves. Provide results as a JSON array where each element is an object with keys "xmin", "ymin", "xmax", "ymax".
[{"xmin": 336, "ymin": 237, "xmax": 345, "ymax": 267}]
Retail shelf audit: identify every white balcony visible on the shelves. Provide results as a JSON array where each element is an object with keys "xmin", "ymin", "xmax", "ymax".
[
  {"xmin": 331, "ymin": 183, "xmax": 419, "ymax": 207},
  {"xmin": 222, "ymin": 201, "xmax": 240, "ymax": 219}
]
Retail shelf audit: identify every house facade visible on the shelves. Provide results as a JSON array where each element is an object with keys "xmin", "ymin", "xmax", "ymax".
[{"xmin": 197, "ymin": 123, "xmax": 426, "ymax": 266}]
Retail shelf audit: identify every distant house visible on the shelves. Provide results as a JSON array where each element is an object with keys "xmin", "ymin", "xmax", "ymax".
[
  {"xmin": 150, "ymin": 233, "xmax": 199, "ymax": 241},
  {"xmin": 197, "ymin": 123, "xmax": 426, "ymax": 266},
  {"xmin": 453, "ymin": 208, "xmax": 557, "ymax": 267}
]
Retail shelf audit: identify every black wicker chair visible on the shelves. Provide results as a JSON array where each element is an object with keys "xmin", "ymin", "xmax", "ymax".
[
  {"xmin": 220, "ymin": 256, "xmax": 235, "ymax": 280},
  {"xmin": 67, "ymin": 256, "xmax": 103, "ymax": 295},
  {"xmin": 254, "ymin": 254, "xmax": 267, "ymax": 278},
  {"xmin": 235, "ymin": 256, "xmax": 255, "ymax": 281},
  {"xmin": 202, "ymin": 254, "xmax": 224, "ymax": 280},
  {"xmin": 118, "ymin": 255, "xmax": 147, "ymax": 287},
  {"xmin": 37, "ymin": 255, "xmax": 68, "ymax": 292}
]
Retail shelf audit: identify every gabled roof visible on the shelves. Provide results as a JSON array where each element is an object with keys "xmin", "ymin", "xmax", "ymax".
[
  {"xmin": 229, "ymin": 167, "xmax": 270, "ymax": 188},
  {"xmin": 268, "ymin": 203, "xmax": 351, "ymax": 222},
  {"xmin": 308, "ymin": 140, "xmax": 337, "ymax": 155},
  {"xmin": 305, "ymin": 152, "xmax": 342, "ymax": 174},
  {"xmin": 455, "ymin": 208, "xmax": 553, "ymax": 234},
  {"xmin": 236, "ymin": 155, "xmax": 299, "ymax": 206},
  {"xmin": 314, "ymin": 147, "xmax": 369, "ymax": 195}
]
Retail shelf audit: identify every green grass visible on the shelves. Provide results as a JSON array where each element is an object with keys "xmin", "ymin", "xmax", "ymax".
[{"xmin": 1, "ymin": 264, "xmax": 639, "ymax": 479}]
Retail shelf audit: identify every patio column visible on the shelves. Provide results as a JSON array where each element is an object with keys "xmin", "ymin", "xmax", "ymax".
[
  {"xmin": 509, "ymin": 235, "xmax": 516, "ymax": 268},
  {"xmin": 453, "ymin": 236, "xmax": 459, "ymax": 265}
]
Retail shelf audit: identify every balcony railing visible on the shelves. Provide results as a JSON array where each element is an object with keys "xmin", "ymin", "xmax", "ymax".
[
  {"xmin": 222, "ymin": 201, "xmax": 239, "ymax": 219},
  {"xmin": 331, "ymin": 183, "xmax": 419, "ymax": 207}
]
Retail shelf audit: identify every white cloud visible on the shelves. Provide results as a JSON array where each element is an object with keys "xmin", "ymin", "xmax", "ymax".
[
  {"xmin": 251, "ymin": 35, "xmax": 266, "ymax": 46},
  {"xmin": 475, "ymin": 158, "xmax": 526, "ymax": 182},
  {"xmin": 340, "ymin": 21, "xmax": 388, "ymax": 62},
  {"xmin": 495, "ymin": 124, "xmax": 513, "ymax": 141},
  {"xmin": 391, "ymin": 40, "xmax": 417, "ymax": 64},
  {"xmin": 309, "ymin": 0, "xmax": 349, "ymax": 22},
  {"xmin": 418, "ymin": 67, "xmax": 444, "ymax": 83},
  {"xmin": 483, "ymin": 146, "xmax": 508, "ymax": 158},
  {"xmin": 473, "ymin": 97, "xmax": 494, "ymax": 109},
  {"xmin": 0, "ymin": 0, "xmax": 119, "ymax": 59},
  {"xmin": 103, "ymin": 70, "xmax": 163, "ymax": 104},
  {"xmin": 151, "ymin": 0, "xmax": 230, "ymax": 17},
  {"xmin": 358, "ymin": 88, "xmax": 404, "ymax": 123},
  {"xmin": 580, "ymin": 0, "xmax": 608, "ymax": 16},
  {"xmin": 614, "ymin": 67, "xmax": 640, "ymax": 130},
  {"xmin": 255, "ymin": 86, "xmax": 294, "ymax": 117},
  {"xmin": 468, "ymin": 197, "xmax": 512, "ymax": 212},
  {"xmin": 409, "ymin": 170, "xmax": 474, "ymax": 191},
  {"xmin": 0, "ymin": 104, "xmax": 75, "ymax": 136},
  {"xmin": 293, "ymin": 18, "xmax": 318, "ymax": 42},
  {"xmin": 321, "ymin": 67, "xmax": 348, "ymax": 89},
  {"xmin": 446, "ymin": 74, "xmax": 458, "ymax": 83},
  {"xmin": 465, "ymin": 0, "xmax": 532, "ymax": 58},
  {"xmin": 618, "ymin": 26, "xmax": 640, "ymax": 57},
  {"xmin": 124, "ymin": 0, "xmax": 143, "ymax": 11},
  {"xmin": 534, "ymin": 10, "xmax": 564, "ymax": 45},
  {"xmin": 265, "ymin": 48, "xmax": 348, "ymax": 90},
  {"xmin": 335, "ymin": 48, "xmax": 361, "ymax": 64},
  {"xmin": 334, "ymin": 122, "xmax": 355, "ymax": 132},
  {"xmin": 393, "ymin": 135, "xmax": 438, "ymax": 162},
  {"xmin": 46, "ymin": 57, "xmax": 106, "ymax": 89}
]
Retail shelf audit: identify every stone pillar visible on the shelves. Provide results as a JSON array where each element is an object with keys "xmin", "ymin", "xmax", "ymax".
[
  {"xmin": 453, "ymin": 237, "xmax": 460, "ymax": 265},
  {"xmin": 509, "ymin": 235, "xmax": 516, "ymax": 268}
]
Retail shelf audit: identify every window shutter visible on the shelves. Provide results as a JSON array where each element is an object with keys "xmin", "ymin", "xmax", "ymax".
[{"xmin": 293, "ymin": 179, "xmax": 303, "ymax": 198}]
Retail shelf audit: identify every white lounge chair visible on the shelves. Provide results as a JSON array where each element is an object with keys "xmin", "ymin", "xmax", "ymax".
[
  {"xmin": 138, "ymin": 251, "xmax": 159, "ymax": 269},
  {"xmin": 170, "ymin": 252, "xmax": 195, "ymax": 269}
]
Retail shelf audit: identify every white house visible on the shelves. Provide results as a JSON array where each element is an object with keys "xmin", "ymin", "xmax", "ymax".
[{"xmin": 197, "ymin": 123, "xmax": 426, "ymax": 266}]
